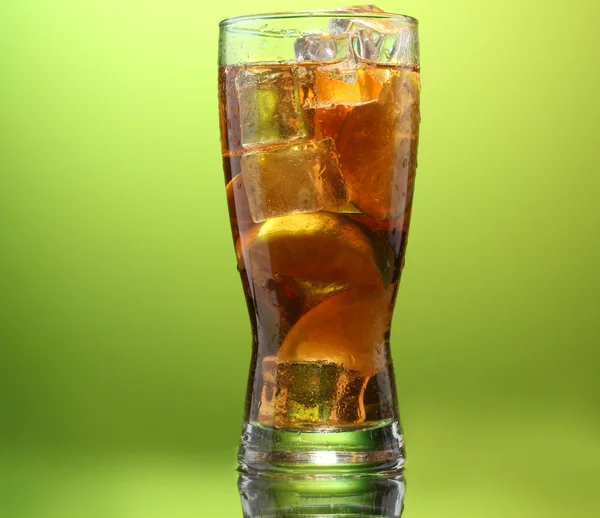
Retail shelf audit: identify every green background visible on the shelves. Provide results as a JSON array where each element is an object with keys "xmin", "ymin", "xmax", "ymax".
[{"xmin": 1, "ymin": 0, "xmax": 599, "ymax": 516}]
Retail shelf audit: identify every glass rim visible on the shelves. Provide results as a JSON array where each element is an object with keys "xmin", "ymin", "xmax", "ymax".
[{"xmin": 219, "ymin": 10, "xmax": 418, "ymax": 28}]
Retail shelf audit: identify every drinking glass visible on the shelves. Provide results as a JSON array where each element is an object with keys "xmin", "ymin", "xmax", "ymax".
[{"xmin": 218, "ymin": 6, "xmax": 420, "ymax": 474}]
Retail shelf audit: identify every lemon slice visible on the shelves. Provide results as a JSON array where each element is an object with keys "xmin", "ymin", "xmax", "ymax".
[
  {"xmin": 242, "ymin": 212, "xmax": 394, "ymax": 290},
  {"xmin": 226, "ymin": 173, "xmax": 253, "ymax": 227},
  {"xmin": 278, "ymin": 287, "xmax": 393, "ymax": 377},
  {"xmin": 336, "ymin": 69, "xmax": 420, "ymax": 220}
]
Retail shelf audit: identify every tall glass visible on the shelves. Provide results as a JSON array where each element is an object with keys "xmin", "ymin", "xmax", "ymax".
[{"xmin": 218, "ymin": 7, "xmax": 420, "ymax": 474}]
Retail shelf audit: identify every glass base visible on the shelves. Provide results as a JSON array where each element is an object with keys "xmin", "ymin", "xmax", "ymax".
[{"xmin": 238, "ymin": 420, "xmax": 405, "ymax": 475}]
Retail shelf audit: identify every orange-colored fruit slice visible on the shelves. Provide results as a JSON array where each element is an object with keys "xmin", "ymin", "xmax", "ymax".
[
  {"xmin": 278, "ymin": 287, "xmax": 393, "ymax": 377},
  {"xmin": 242, "ymin": 212, "xmax": 394, "ymax": 290},
  {"xmin": 336, "ymin": 70, "xmax": 420, "ymax": 220}
]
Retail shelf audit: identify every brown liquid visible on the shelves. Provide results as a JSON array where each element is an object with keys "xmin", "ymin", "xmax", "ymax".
[{"xmin": 219, "ymin": 61, "xmax": 419, "ymax": 430}]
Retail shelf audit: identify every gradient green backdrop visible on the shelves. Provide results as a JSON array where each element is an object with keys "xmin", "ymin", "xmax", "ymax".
[{"xmin": 1, "ymin": 1, "xmax": 599, "ymax": 516}]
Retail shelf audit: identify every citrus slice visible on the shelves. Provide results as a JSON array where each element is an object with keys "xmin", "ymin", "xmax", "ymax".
[
  {"xmin": 242, "ymin": 212, "xmax": 394, "ymax": 290},
  {"xmin": 278, "ymin": 287, "xmax": 393, "ymax": 377},
  {"xmin": 336, "ymin": 69, "xmax": 420, "ymax": 220},
  {"xmin": 226, "ymin": 173, "xmax": 253, "ymax": 229}
]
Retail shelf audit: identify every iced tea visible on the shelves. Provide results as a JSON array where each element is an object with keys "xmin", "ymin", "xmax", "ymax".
[{"xmin": 219, "ymin": 10, "xmax": 420, "ymax": 434}]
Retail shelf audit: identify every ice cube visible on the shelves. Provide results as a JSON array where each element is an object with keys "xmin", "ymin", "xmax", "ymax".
[
  {"xmin": 328, "ymin": 17, "xmax": 353, "ymax": 36},
  {"xmin": 353, "ymin": 26, "xmax": 418, "ymax": 64},
  {"xmin": 240, "ymin": 138, "xmax": 348, "ymax": 223},
  {"xmin": 236, "ymin": 65, "xmax": 311, "ymax": 149},
  {"xmin": 294, "ymin": 33, "xmax": 352, "ymax": 63},
  {"xmin": 352, "ymin": 27, "xmax": 384, "ymax": 61},
  {"xmin": 378, "ymin": 28, "xmax": 419, "ymax": 65},
  {"xmin": 258, "ymin": 358, "xmax": 346, "ymax": 428},
  {"xmin": 328, "ymin": 6, "xmax": 414, "ymax": 63},
  {"xmin": 297, "ymin": 64, "xmax": 385, "ymax": 108},
  {"xmin": 258, "ymin": 356, "xmax": 372, "ymax": 428},
  {"xmin": 293, "ymin": 26, "xmax": 391, "ymax": 108}
]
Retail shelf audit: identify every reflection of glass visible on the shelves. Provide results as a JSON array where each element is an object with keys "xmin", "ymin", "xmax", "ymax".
[
  {"xmin": 219, "ymin": 6, "xmax": 420, "ymax": 473},
  {"xmin": 239, "ymin": 473, "xmax": 406, "ymax": 517}
]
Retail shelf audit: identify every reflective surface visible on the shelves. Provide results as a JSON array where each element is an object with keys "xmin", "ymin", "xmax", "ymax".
[{"xmin": 239, "ymin": 472, "xmax": 405, "ymax": 517}]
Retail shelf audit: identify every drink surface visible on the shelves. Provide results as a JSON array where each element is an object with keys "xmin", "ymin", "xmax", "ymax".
[{"xmin": 219, "ymin": 48, "xmax": 420, "ymax": 432}]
